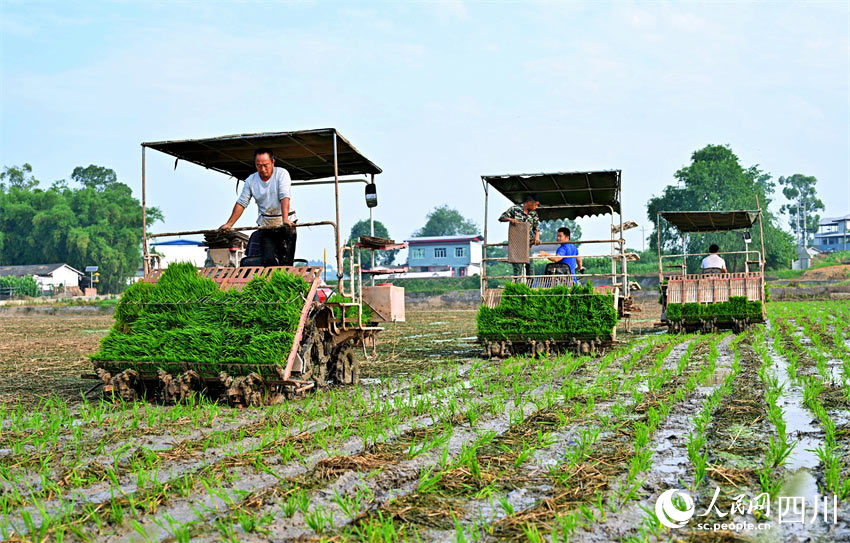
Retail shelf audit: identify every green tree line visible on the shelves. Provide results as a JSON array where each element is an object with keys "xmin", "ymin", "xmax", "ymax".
[{"xmin": 0, "ymin": 164, "xmax": 162, "ymax": 293}]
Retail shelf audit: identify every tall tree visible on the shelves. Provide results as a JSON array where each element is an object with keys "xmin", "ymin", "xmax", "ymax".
[
  {"xmin": 0, "ymin": 164, "xmax": 39, "ymax": 190},
  {"xmin": 71, "ymin": 165, "xmax": 118, "ymax": 191},
  {"xmin": 345, "ymin": 219, "xmax": 398, "ymax": 270},
  {"xmin": 0, "ymin": 164, "xmax": 163, "ymax": 293},
  {"xmin": 413, "ymin": 205, "xmax": 479, "ymax": 237},
  {"xmin": 538, "ymin": 219, "xmax": 581, "ymax": 243},
  {"xmin": 647, "ymin": 144, "xmax": 794, "ymax": 271},
  {"xmin": 778, "ymin": 174, "xmax": 823, "ymax": 245}
]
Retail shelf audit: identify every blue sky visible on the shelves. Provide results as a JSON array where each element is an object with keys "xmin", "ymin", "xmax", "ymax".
[{"xmin": 2, "ymin": 1, "xmax": 848, "ymax": 262}]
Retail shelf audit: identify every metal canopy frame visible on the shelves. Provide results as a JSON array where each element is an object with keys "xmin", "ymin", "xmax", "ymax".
[
  {"xmin": 659, "ymin": 210, "xmax": 760, "ymax": 233},
  {"xmin": 656, "ymin": 200, "xmax": 766, "ymax": 283},
  {"xmin": 481, "ymin": 170, "xmax": 621, "ymax": 221},
  {"xmin": 480, "ymin": 169, "xmax": 630, "ymax": 309},
  {"xmin": 140, "ymin": 129, "xmax": 381, "ymax": 287}
]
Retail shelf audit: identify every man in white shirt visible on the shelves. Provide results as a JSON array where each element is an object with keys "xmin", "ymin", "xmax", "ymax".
[
  {"xmin": 219, "ymin": 149, "xmax": 296, "ymax": 266},
  {"xmin": 701, "ymin": 244, "xmax": 727, "ymax": 273}
]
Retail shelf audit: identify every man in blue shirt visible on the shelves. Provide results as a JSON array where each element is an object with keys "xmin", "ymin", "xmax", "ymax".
[{"xmin": 537, "ymin": 227, "xmax": 583, "ymax": 281}]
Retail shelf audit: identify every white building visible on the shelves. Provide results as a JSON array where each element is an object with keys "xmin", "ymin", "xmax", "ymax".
[
  {"xmin": 0, "ymin": 263, "xmax": 83, "ymax": 291},
  {"xmin": 150, "ymin": 239, "xmax": 207, "ymax": 268}
]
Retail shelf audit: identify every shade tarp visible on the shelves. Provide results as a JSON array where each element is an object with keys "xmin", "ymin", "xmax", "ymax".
[
  {"xmin": 660, "ymin": 211, "xmax": 759, "ymax": 233},
  {"xmin": 482, "ymin": 170, "xmax": 621, "ymax": 220},
  {"xmin": 143, "ymin": 129, "xmax": 382, "ymax": 181}
]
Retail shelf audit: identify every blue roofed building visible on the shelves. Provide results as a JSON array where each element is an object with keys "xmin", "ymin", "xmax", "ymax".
[
  {"xmin": 813, "ymin": 214, "xmax": 850, "ymax": 253},
  {"xmin": 405, "ymin": 235, "xmax": 483, "ymax": 277}
]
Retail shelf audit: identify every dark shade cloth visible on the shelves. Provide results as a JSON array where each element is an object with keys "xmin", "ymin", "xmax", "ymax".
[
  {"xmin": 660, "ymin": 211, "xmax": 759, "ymax": 233},
  {"xmin": 483, "ymin": 170, "xmax": 621, "ymax": 220},
  {"xmin": 143, "ymin": 129, "xmax": 381, "ymax": 182}
]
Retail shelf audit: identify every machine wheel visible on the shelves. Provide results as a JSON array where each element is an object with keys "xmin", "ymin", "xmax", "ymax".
[
  {"xmin": 158, "ymin": 370, "xmax": 202, "ymax": 404},
  {"xmin": 311, "ymin": 335, "xmax": 330, "ymax": 387},
  {"xmin": 332, "ymin": 346, "xmax": 359, "ymax": 385},
  {"xmin": 102, "ymin": 369, "xmax": 141, "ymax": 402},
  {"xmin": 219, "ymin": 372, "xmax": 266, "ymax": 407}
]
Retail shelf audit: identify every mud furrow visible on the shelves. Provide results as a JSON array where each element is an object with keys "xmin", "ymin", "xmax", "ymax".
[
  {"xmin": 103, "ymin": 343, "xmax": 652, "ymax": 542},
  {"xmin": 97, "ymin": 355, "xmax": 591, "ymax": 542},
  {"xmin": 419, "ymin": 337, "xmax": 700, "ymax": 541},
  {"xmin": 1, "ymin": 351, "xmax": 586, "ymax": 539}
]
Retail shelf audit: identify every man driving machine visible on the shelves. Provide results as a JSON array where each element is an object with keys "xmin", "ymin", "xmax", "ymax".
[
  {"xmin": 536, "ymin": 227, "xmax": 584, "ymax": 282},
  {"xmin": 219, "ymin": 148, "xmax": 297, "ymax": 266}
]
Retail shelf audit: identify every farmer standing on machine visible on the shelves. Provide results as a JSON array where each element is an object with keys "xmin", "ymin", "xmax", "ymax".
[
  {"xmin": 219, "ymin": 148, "xmax": 297, "ymax": 266},
  {"xmin": 499, "ymin": 193, "xmax": 541, "ymax": 278}
]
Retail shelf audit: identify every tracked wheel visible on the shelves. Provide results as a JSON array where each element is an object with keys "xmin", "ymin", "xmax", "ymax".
[
  {"xmin": 98, "ymin": 369, "xmax": 142, "ymax": 402},
  {"xmin": 331, "ymin": 346, "xmax": 359, "ymax": 385},
  {"xmin": 158, "ymin": 370, "xmax": 202, "ymax": 404}
]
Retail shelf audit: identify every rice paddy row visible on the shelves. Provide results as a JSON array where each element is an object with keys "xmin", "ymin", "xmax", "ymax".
[{"xmin": 1, "ymin": 301, "xmax": 849, "ymax": 542}]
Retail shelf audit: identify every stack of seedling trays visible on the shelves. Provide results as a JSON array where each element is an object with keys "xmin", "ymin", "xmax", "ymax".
[
  {"xmin": 666, "ymin": 296, "xmax": 763, "ymax": 333},
  {"xmin": 477, "ymin": 282, "xmax": 618, "ymax": 356},
  {"xmin": 91, "ymin": 262, "xmax": 311, "ymax": 381}
]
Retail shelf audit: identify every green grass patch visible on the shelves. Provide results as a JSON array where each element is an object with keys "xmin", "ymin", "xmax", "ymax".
[{"xmin": 380, "ymin": 276, "xmax": 482, "ymax": 296}]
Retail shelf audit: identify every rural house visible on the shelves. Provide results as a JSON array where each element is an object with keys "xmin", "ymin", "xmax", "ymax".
[
  {"xmin": 813, "ymin": 213, "xmax": 850, "ymax": 252},
  {"xmin": 0, "ymin": 263, "xmax": 83, "ymax": 291},
  {"xmin": 405, "ymin": 235, "xmax": 483, "ymax": 276}
]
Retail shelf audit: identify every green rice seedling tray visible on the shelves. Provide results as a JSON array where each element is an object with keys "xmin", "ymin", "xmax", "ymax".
[
  {"xmin": 666, "ymin": 297, "xmax": 763, "ymax": 324},
  {"xmin": 91, "ymin": 263, "xmax": 316, "ymax": 380},
  {"xmin": 477, "ymin": 282, "xmax": 617, "ymax": 342}
]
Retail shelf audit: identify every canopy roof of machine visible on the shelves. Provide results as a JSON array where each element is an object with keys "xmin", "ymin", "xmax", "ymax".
[
  {"xmin": 143, "ymin": 129, "xmax": 382, "ymax": 181},
  {"xmin": 482, "ymin": 170, "xmax": 621, "ymax": 220},
  {"xmin": 660, "ymin": 210, "xmax": 760, "ymax": 233}
]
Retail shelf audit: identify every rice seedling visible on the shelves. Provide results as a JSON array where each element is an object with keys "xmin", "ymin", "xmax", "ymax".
[
  {"xmin": 14, "ymin": 302, "xmax": 850, "ymax": 542},
  {"xmin": 304, "ymin": 504, "xmax": 333, "ymax": 533},
  {"xmin": 333, "ymin": 489, "xmax": 363, "ymax": 518}
]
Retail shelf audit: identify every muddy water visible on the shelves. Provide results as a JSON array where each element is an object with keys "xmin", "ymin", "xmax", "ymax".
[
  {"xmin": 420, "ymin": 339, "xmax": 665, "ymax": 541},
  {"xmin": 568, "ymin": 336, "xmax": 735, "ymax": 543},
  {"xmin": 760, "ymin": 321, "xmax": 848, "ymax": 543},
  {"xmin": 181, "ymin": 361, "xmax": 586, "ymax": 543}
]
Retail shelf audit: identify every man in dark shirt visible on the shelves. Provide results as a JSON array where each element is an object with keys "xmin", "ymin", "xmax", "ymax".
[{"xmin": 499, "ymin": 194, "xmax": 541, "ymax": 278}]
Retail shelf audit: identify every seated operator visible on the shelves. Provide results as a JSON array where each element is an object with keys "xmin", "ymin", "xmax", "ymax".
[
  {"xmin": 701, "ymin": 244, "xmax": 728, "ymax": 274},
  {"xmin": 218, "ymin": 148, "xmax": 296, "ymax": 266},
  {"xmin": 536, "ymin": 227, "xmax": 584, "ymax": 281}
]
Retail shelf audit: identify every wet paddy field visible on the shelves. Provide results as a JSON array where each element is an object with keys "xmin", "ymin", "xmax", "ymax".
[{"xmin": 0, "ymin": 303, "xmax": 848, "ymax": 542}]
